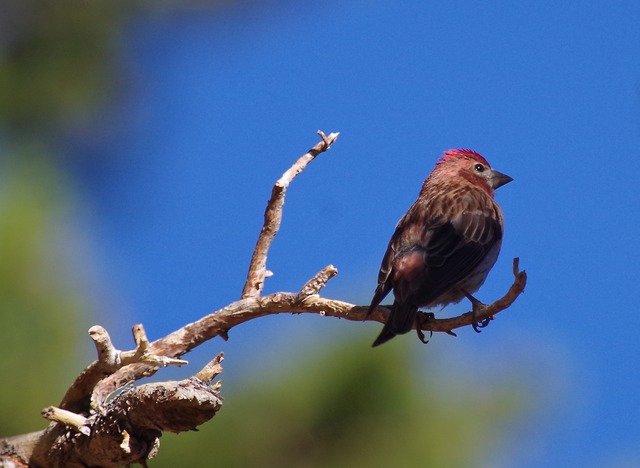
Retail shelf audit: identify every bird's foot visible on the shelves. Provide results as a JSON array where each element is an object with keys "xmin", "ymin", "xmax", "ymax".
[
  {"xmin": 415, "ymin": 312, "xmax": 435, "ymax": 344},
  {"xmin": 463, "ymin": 291, "xmax": 493, "ymax": 333}
]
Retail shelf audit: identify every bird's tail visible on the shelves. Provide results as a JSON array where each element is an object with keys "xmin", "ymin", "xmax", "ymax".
[{"xmin": 372, "ymin": 300, "xmax": 417, "ymax": 347}]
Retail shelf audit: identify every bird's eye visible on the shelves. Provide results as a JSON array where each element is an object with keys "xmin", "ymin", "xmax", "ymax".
[{"xmin": 474, "ymin": 163, "xmax": 485, "ymax": 172}]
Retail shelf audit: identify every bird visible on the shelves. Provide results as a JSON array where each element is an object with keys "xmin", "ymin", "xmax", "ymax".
[{"xmin": 367, "ymin": 149, "xmax": 512, "ymax": 347}]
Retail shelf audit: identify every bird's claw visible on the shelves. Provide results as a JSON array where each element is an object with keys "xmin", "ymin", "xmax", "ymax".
[
  {"xmin": 416, "ymin": 329, "xmax": 431, "ymax": 344},
  {"xmin": 415, "ymin": 312, "xmax": 435, "ymax": 344},
  {"xmin": 463, "ymin": 290, "xmax": 493, "ymax": 333},
  {"xmin": 472, "ymin": 315, "xmax": 493, "ymax": 333}
]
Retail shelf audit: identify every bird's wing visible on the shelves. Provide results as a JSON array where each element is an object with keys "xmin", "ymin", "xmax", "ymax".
[
  {"xmin": 368, "ymin": 190, "xmax": 503, "ymax": 315},
  {"xmin": 415, "ymin": 206, "xmax": 502, "ymax": 304},
  {"xmin": 367, "ymin": 207, "xmax": 427, "ymax": 314},
  {"xmin": 366, "ymin": 243, "xmax": 395, "ymax": 315}
]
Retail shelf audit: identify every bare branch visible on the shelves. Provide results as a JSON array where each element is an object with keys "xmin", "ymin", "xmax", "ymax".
[
  {"xmin": 86, "ymin": 258, "xmax": 525, "ymax": 407},
  {"xmin": 241, "ymin": 130, "xmax": 340, "ymax": 299}
]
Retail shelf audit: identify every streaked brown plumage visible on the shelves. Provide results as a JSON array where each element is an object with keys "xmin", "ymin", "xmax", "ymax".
[{"xmin": 368, "ymin": 149, "xmax": 512, "ymax": 347}]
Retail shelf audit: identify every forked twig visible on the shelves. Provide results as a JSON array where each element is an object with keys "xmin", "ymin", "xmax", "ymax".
[{"xmin": 241, "ymin": 130, "xmax": 340, "ymax": 299}]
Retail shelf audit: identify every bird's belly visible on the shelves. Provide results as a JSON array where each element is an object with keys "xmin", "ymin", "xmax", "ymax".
[{"xmin": 428, "ymin": 242, "xmax": 501, "ymax": 307}]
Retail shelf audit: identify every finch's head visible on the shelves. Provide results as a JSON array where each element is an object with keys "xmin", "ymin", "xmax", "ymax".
[{"xmin": 436, "ymin": 149, "xmax": 513, "ymax": 194}]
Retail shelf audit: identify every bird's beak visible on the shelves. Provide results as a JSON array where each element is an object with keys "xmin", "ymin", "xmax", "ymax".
[{"xmin": 490, "ymin": 170, "xmax": 513, "ymax": 189}]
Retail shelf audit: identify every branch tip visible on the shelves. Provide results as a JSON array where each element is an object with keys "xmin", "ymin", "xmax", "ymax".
[
  {"xmin": 132, "ymin": 324, "xmax": 149, "ymax": 350},
  {"xmin": 241, "ymin": 130, "xmax": 340, "ymax": 299},
  {"xmin": 512, "ymin": 257, "xmax": 520, "ymax": 276},
  {"xmin": 194, "ymin": 352, "xmax": 224, "ymax": 381},
  {"xmin": 298, "ymin": 264, "xmax": 339, "ymax": 298},
  {"xmin": 316, "ymin": 130, "xmax": 340, "ymax": 149},
  {"xmin": 142, "ymin": 355, "xmax": 188, "ymax": 368},
  {"xmin": 89, "ymin": 325, "xmax": 120, "ymax": 366},
  {"xmin": 415, "ymin": 258, "xmax": 527, "ymax": 334},
  {"xmin": 42, "ymin": 406, "xmax": 90, "ymax": 435}
]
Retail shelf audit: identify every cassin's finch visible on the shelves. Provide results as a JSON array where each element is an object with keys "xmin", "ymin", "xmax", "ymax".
[{"xmin": 367, "ymin": 149, "xmax": 512, "ymax": 347}]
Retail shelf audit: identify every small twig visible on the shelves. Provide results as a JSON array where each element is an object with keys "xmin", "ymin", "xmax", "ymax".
[
  {"xmin": 194, "ymin": 352, "xmax": 224, "ymax": 382},
  {"xmin": 117, "ymin": 324, "xmax": 149, "ymax": 364},
  {"xmin": 132, "ymin": 324, "xmax": 149, "ymax": 350},
  {"xmin": 297, "ymin": 265, "xmax": 338, "ymax": 299},
  {"xmin": 120, "ymin": 324, "xmax": 188, "ymax": 368},
  {"xmin": 42, "ymin": 407, "xmax": 90, "ymax": 436},
  {"xmin": 89, "ymin": 326, "xmax": 120, "ymax": 368},
  {"xmin": 241, "ymin": 130, "xmax": 340, "ymax": 299}
]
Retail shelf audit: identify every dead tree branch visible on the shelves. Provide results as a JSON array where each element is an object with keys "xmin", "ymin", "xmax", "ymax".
[
  {"xmin": 241, "ymin": 130, "xmax": 340, "ymax": 299},
  {"xmin": 0, "ymin": 130, "xmax": 526, "ymax": 467},
  {"xmin": 2, "ymin": 353, "xmax": 223, "ymax": 468}
]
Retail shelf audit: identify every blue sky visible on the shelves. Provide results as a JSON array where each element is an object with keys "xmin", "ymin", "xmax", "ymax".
[{"xmin": 66, "ymin": 1, "xmax": 640, "ymax": 466}]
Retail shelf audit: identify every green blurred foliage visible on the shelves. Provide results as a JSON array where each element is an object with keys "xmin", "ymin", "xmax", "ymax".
[
  {"xmin": 0, "ymin": 149, "xmax": 86, "ymax": 435},
  {"xmin": 0, "ymin": 1, "xmax": 129, "ymax": 134},
  {"xmin": 0, "ymin": 0, "xmax": 224, "ymax": 436},
  {"xmin": 0, "ymin": 0, "xmax": 227, "ymax": 135},
  {"xmin": 157, "ymin": 337, "xmax": 528, "ymax": 467},
  {"xmin": 0, "ymin": 1, "xmax": 122, "ymax": 436}
]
